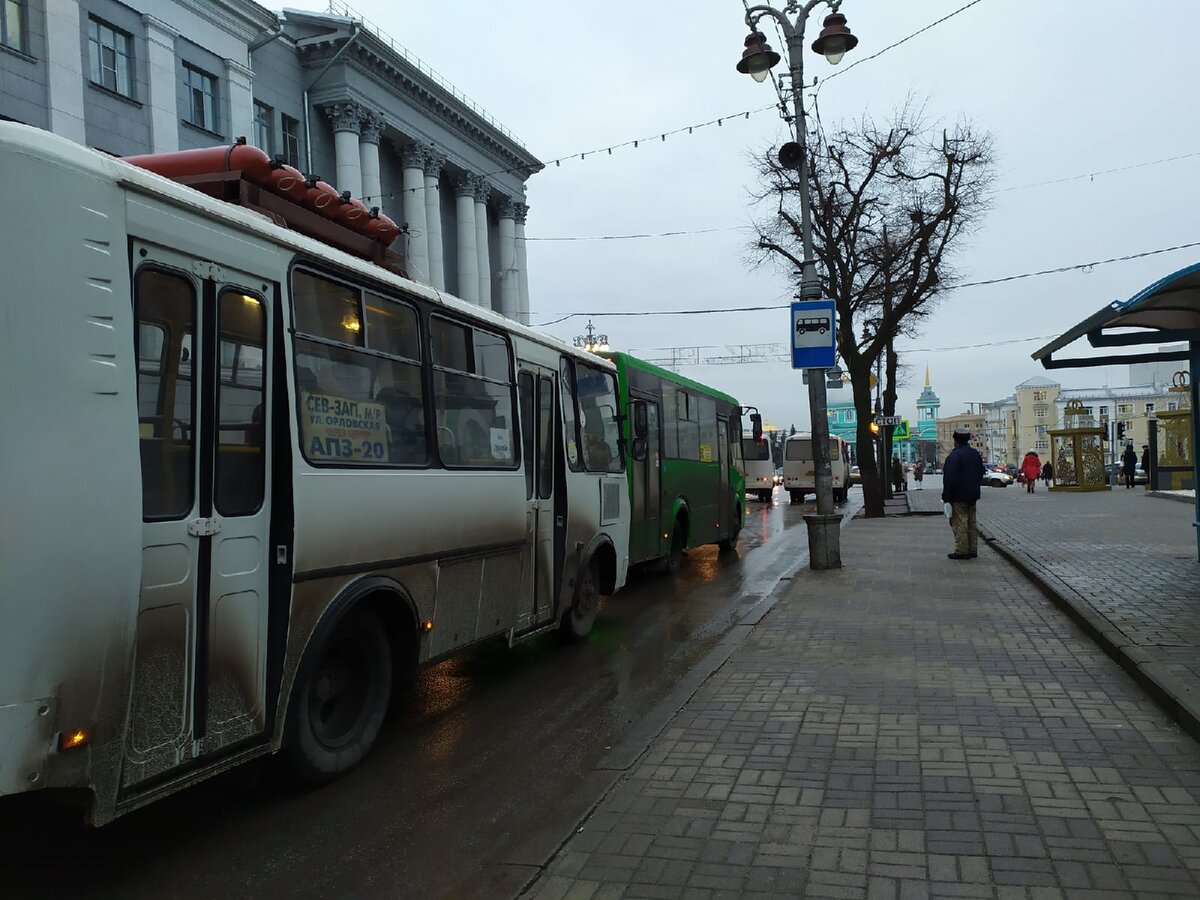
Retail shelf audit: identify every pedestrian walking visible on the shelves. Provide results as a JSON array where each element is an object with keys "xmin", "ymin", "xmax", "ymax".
[
  {"xmin": 892, "ymin": 455, "xmax": 906, "ymax": 493},
  {"xmin": 942, "ymin": 426, "xmax": 982, "ymax": 560},
  {"xmin": 1041, "ymin": 459, "xmax": 1054, "ymax": 487},
  {"xmin": 1141, "ymin": 444, "xmax": 1151, "ymax": 487},
  {"xmin": 1122, "ymin": 443, "xmax": 1137, "ymax": 489},
  {"xmin": 913, "ymin": 458, "xmax": 925, "ymax": 489},
  {"xmin": 1020, "ymin": 450, "xmax": 1042, "ymax": 494}
]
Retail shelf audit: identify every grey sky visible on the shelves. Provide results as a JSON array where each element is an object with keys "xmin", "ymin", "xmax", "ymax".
[{"xmin": 287, "ymin": 0, "xmax": 1200, "ymax": 432}]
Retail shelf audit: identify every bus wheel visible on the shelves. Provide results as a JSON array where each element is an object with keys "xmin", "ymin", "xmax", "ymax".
[
  {"xmin": 717, "ymin": 536, "xmax": 737, "ymax": 553},
  {"xmin": 561, "ymin": 558, "xmax": 599, "ymax": 642},
  {"xmin": 662, "ymin": 519, "xmax": 686, "ymax": 576},
  {"xmin": 789, "ymin": 490, "xmax": 802, "ymax": 503},
  {"xmin": 283, "ymin": 608, "xmax": 392, "ymax": 784}
]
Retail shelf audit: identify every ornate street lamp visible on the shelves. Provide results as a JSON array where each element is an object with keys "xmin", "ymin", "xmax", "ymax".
[
  {"xmin": 736, "ymin": 0, "xmax": 859, "ymax": 570},
  {"xmin": 573, "ymin": 320, "xmax": 609, "ymax": 353}
]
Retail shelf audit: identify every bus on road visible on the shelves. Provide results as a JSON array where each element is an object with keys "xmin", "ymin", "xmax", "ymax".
[
  {"xmin": 600, "ymin": 352, "xmax": 747, "ymax": 573},
  {"xmin": 0, "ymin": 124, "xmax": 629, "ymax": 825},
  {"xmin": 783, "ymin": 433, "xmax": 852, "ymax": 503},
  {"xmin": 740, "ymin": 415, "xmax": 774, "ymax": 503}
]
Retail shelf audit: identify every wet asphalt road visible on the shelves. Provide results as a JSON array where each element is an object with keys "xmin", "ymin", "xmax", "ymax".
[{"xmin": 1, "ymin": 488, "xmax": 858, "ymax": 900}]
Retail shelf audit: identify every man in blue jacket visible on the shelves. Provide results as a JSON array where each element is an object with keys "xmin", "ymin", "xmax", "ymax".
[{"xmin": 942, "ymin": 425, "xmax": 983, "ymax": 560}]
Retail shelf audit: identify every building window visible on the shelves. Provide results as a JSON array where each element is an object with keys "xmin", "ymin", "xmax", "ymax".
[
  {"xmin": 88, "ymin": 17, "xmax": 134, "ymax": 98},
  {"xmin": 1145, "ymin": 402, "xmax": 1155, "ymax": 416},
  {"xmin": 1036, "ymin": 425, "xmax": 1048, "ymax": 435},
  {"xmin": 1117, "ymin": 403, "xmax": 1132, "ymax": 415},
  {"xmin": 282, "ymin": 114, "xmax": 301, "ymax": 167},
  {"xmin": 1035, "ymin": 439, "xmax": 1049, "ymax": 451},
  {"xmin": 1034, "ymin": 404, "xmax": 1047, "ymax": 418},
  {"xmin": 1099, "ymin": 405, "xmax": 1108, "ymax": 418},
  {"xmin": 184, "ymin": 64, "xmax": 217, "ymax": 132},
  {"xmin": 1033, "ymin": 390, "xmax": 1046, "ymax": 401},
  {"xmin": 1, "ymin": 0, "xmax": 22, "ymax": 52},
  {"xmin": 1169, "ymin": 400, "xmax": 1179, "ymax": 411},
  {"xmin": 253, "ymin": 101, "xmax": 273, "ymax": 154}
]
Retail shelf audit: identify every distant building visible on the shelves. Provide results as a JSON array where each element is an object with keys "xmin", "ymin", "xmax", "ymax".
[
  {"xmin": 0, "ymin": 0, "xmax": 541, "ymax": 319},
  {"xmin": 1013, "ymin": 375, "xmax": 1061, "ymax": 457},
  {"xmin": 936, "ymin": 411, "xmax": 988, "ymax": 464},
  {"xmin": 914, "ymin": 367, "xmax": 940, "ymax": 463}
]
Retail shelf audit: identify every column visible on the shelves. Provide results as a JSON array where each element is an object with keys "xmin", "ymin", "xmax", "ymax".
[
  {"xmin": 497, "ymin": 198, "xmax": 519, "ymax": 320},
  {"xmin": 453, "ymin": 175, "xmax": 479, "ymax": 303},
  {"xmin": 400, "ymin": 145, "xmax": 429, "ymax": 283},
  {"xmin": 358, "ymin": 111, "xmax": 383, "ymax": 207},
  {"xmin": 224, "ymin": 58, "xmax": 254, "ymax": 144},
  {"xmin": 473, "ymin": 177, "xmax": 492, "ymax": 310},
  {"xmin": 142, "ymin": 16, "xmax": 179, "ymax": 152},
  {"xmin": 514, "ymin": 202, "xmax": 530, "ymax": 324},
  {"xmin": 325, "ymin": 103, "xmax": 363, "ymax": 200},
  {"xmin": 423, "ymin": 153, "xmax": 446, "ymax": 290},
  {"xmin": 44, "ymin": 0, "xmax": 86, "ymax": 143}
]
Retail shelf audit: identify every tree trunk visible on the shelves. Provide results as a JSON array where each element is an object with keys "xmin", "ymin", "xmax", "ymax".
[{"xmin": 850, "ymin": 368, "xmax": 884, "ymax": 517}]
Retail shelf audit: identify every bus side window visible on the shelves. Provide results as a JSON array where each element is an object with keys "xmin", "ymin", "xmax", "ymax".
[
  {"xmin": 560, "ymin": 358, "xmax": 582, "ymax": 472},
  {"xmin": 431, "ymin": 317, "xmax": 515, "ymax": 468},
  {"xmin": 135, "ymin": 269, "xmax": 197, "ymax": 520},
  {"xmin": 214, "ymin": 290, "xmax": 266, "ymax": 517}
]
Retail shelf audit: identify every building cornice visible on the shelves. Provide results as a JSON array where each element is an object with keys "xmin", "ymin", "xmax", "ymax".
[
  {"xmin": 175, "ymin": 0, "xmax": 279, "ymax": 44},
  {"xmin": 292, "ymin": 22, "xmax": 542, "ymax": 178}
]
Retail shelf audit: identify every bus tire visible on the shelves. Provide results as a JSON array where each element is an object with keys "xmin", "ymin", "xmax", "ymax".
[
  {"xmin": 560, "ymin": 558, "xmax": 599, "ymax": 642},
  {"xmin": 717, "ymin": 536, "xmax": 737, "ymax": 553},
  {"xmin": 789, "ymin": 490, "xmax": 802, "ymax": 503},
  {"xmin": 661, "ymin": 519, "xmax": 686, "ymax": 576},
  {"xmin": 283, "ymin": 607, "xmax": 393, "ymax": 785}
]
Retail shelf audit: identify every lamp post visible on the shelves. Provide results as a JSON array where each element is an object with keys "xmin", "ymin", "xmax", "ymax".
[
  {"xmin": 573, "ymin": 320, "xmax": 610, "ymax": 354},
  {"xmin": 737, "ymin": 1, "xmax": 858, "ymax": 570}
]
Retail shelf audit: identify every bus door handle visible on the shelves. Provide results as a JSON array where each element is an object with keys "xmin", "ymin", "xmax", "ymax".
[{"xmin": 187, "ymin": 517, "xmax": 222, "ymax": 537}]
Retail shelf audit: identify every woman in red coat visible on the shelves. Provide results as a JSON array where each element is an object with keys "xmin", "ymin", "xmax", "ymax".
[{"xmin": 1020, "ymin": 450, "xmax": 1042, "ymax": 494}]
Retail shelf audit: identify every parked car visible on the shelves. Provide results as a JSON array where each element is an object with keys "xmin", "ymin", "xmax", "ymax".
[
  {"xmin": 1105, "ymin": 462, "xmax": 1148, "ymax": 485},
  {"xmin": 848, "ymin": 465, "xmax": 861, "ymax": 486},
  {"xmin": 982, "ymin": 468, "xmax": 1013, "ymax": 487}
]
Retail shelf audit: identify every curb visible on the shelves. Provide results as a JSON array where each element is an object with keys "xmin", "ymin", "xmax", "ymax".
[
  {"xmin": 978, "ymin": 524, "xmax": 1200, "ymax": 744},
  {"xmin": 1147, "ymin": 490, "xmax": 1196, "ymax": 505}
]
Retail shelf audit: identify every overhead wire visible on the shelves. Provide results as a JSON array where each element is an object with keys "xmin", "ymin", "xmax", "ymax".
[{"xmin": 531, "ymin": 237, "xmax": 1200, "ymax": 325}]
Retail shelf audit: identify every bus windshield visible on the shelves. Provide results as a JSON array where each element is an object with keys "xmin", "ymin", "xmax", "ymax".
[{"xmin": 741, "ymin": 438, "xmax": 770, "ymax": 461}]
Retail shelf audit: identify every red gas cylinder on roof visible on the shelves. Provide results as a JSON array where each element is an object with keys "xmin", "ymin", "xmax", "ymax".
[
  {"xmin": 304, "ymin": 177, "xmax": 342, "ymax": 220},
  {"xmin": 122, "ymin": 137, "xmax": 273, "ymax": 187},
  {"xmin": 267, "ymin": 159, "xmax": 309, "ymax": 204},
  {"xmin": 365, "ymin": 208, "xmax": 400, "ymax": 247}
]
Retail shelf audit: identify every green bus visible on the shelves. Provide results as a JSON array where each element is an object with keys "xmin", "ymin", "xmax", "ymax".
[{"xmin": 599, "ymin": 352, "xmax": 750, "ymax": 573}]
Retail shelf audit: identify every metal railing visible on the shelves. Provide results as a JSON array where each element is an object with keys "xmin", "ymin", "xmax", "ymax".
[{"xmin": 323, "ymin": 0, "xmax": 521, "ymax": 145}]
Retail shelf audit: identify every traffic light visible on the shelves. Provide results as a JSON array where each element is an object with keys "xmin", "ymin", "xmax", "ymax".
[{"xmin": 1117, "ymin": 421, "xmax": 1126, "ymax": 440}]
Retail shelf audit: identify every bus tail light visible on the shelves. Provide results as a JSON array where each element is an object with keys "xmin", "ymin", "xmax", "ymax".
[
  {"xmin": 422, "ymin": 620, "xmax": 434, "ymax": 633},
  {"xmin": 58, "ymin": 727, "xmax": 94, "ymax": 752}
]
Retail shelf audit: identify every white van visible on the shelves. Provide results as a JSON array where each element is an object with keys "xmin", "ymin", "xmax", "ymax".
[
  {"xmin": 741, "ymin": 436, "xmax": 775, "ymax": 501},
  {"xmin": 784, "ymin": 433, "xmax": 852, "ymax": 503}
]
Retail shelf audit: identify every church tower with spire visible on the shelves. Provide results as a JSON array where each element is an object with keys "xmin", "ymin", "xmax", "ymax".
[{"xmin": 915, "ymin": 366, "xmax": 940, "ymax": 455}]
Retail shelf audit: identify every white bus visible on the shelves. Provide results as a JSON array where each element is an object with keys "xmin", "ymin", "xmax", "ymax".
[
  {"xmin": 734, "ymin": 415, "xmax": 772, "ymax": 501},
  {"xmin": 0, "ymin": 124, "xmax": 629, "ymax": 824},
  {"xmin": 783, "ymin": 433, "xmax": 851, "ymax": 503}
]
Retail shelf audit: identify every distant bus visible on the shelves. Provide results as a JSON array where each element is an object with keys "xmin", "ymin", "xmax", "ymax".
[
  {"xmin": 601, "ymin": 352, "xmax": 746, "ymax": 573},
  {"xmin": 741, "ymin": 430, "xmax": 775, "ymax": 502},
  {"xmin": 783, "ymin": 433, "xmax": 851, "ymax": 503},
  {"xmin": 0, "ymin": 124, "xmax": 630, "ymax": 825}
]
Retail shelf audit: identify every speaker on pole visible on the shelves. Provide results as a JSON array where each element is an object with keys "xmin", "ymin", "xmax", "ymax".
[{"xmin": 777, "ymin": 142, "xmax": 804, "ymax": 169}]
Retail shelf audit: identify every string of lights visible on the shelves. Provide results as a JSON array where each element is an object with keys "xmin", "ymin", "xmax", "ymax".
[
  {"xmin": 356, "ymin": 104, "xmax": 777, "ymax": 205},
  {"xmin": 531, "ymin": 238, "xmax": 1200, "ymax": 326}
]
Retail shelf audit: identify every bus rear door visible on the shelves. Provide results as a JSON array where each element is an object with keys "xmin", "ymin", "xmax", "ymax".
[
  {"xmin": 517, "ymin": 364, "xmax": 560, "ymax": 630},
  {"xmin": 124, "ymin": 246, "xmax": 276, "ymax": 789},
  {"xmin": 628, "ymin": 395, "xmax": 662, "ymax": 564}
]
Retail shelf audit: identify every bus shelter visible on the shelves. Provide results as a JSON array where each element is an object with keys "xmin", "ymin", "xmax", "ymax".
[{"xmin": 1033, "ymin": 262, "xmax": 1200, "ymax": 560}]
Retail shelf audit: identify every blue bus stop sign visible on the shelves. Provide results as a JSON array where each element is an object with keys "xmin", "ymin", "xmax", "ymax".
[{"xmin": 791, "ymin": 300, "xmax": 837, "ymax": 369}]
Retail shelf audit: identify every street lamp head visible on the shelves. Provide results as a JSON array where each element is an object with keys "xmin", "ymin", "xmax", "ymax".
[
  {"xmin": 811, "ymin": 13, "xmax": 858, "ymax": 66},
  {"xmin": 736, "ymin": 31, "xmax": 780, "ymax": 82}
]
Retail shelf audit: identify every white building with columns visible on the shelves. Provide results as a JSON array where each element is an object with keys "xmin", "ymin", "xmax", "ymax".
[{"xmin": 0, "ymin": 0, "xmax": 541, "ymax": 322}]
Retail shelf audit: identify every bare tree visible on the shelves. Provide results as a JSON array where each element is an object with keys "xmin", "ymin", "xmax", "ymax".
[{"xmin": 753, "ymin": 103, "xmax": 994, "ymax": 517}]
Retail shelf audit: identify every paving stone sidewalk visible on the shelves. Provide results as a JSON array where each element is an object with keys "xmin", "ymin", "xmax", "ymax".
[
  {"xmin": 522, "ymin": 515, "xmax": 1200, "ymax": 899},
  {"xmin": 972, "ymin": 488, "xmax": 1200, "ymax": 741}
]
